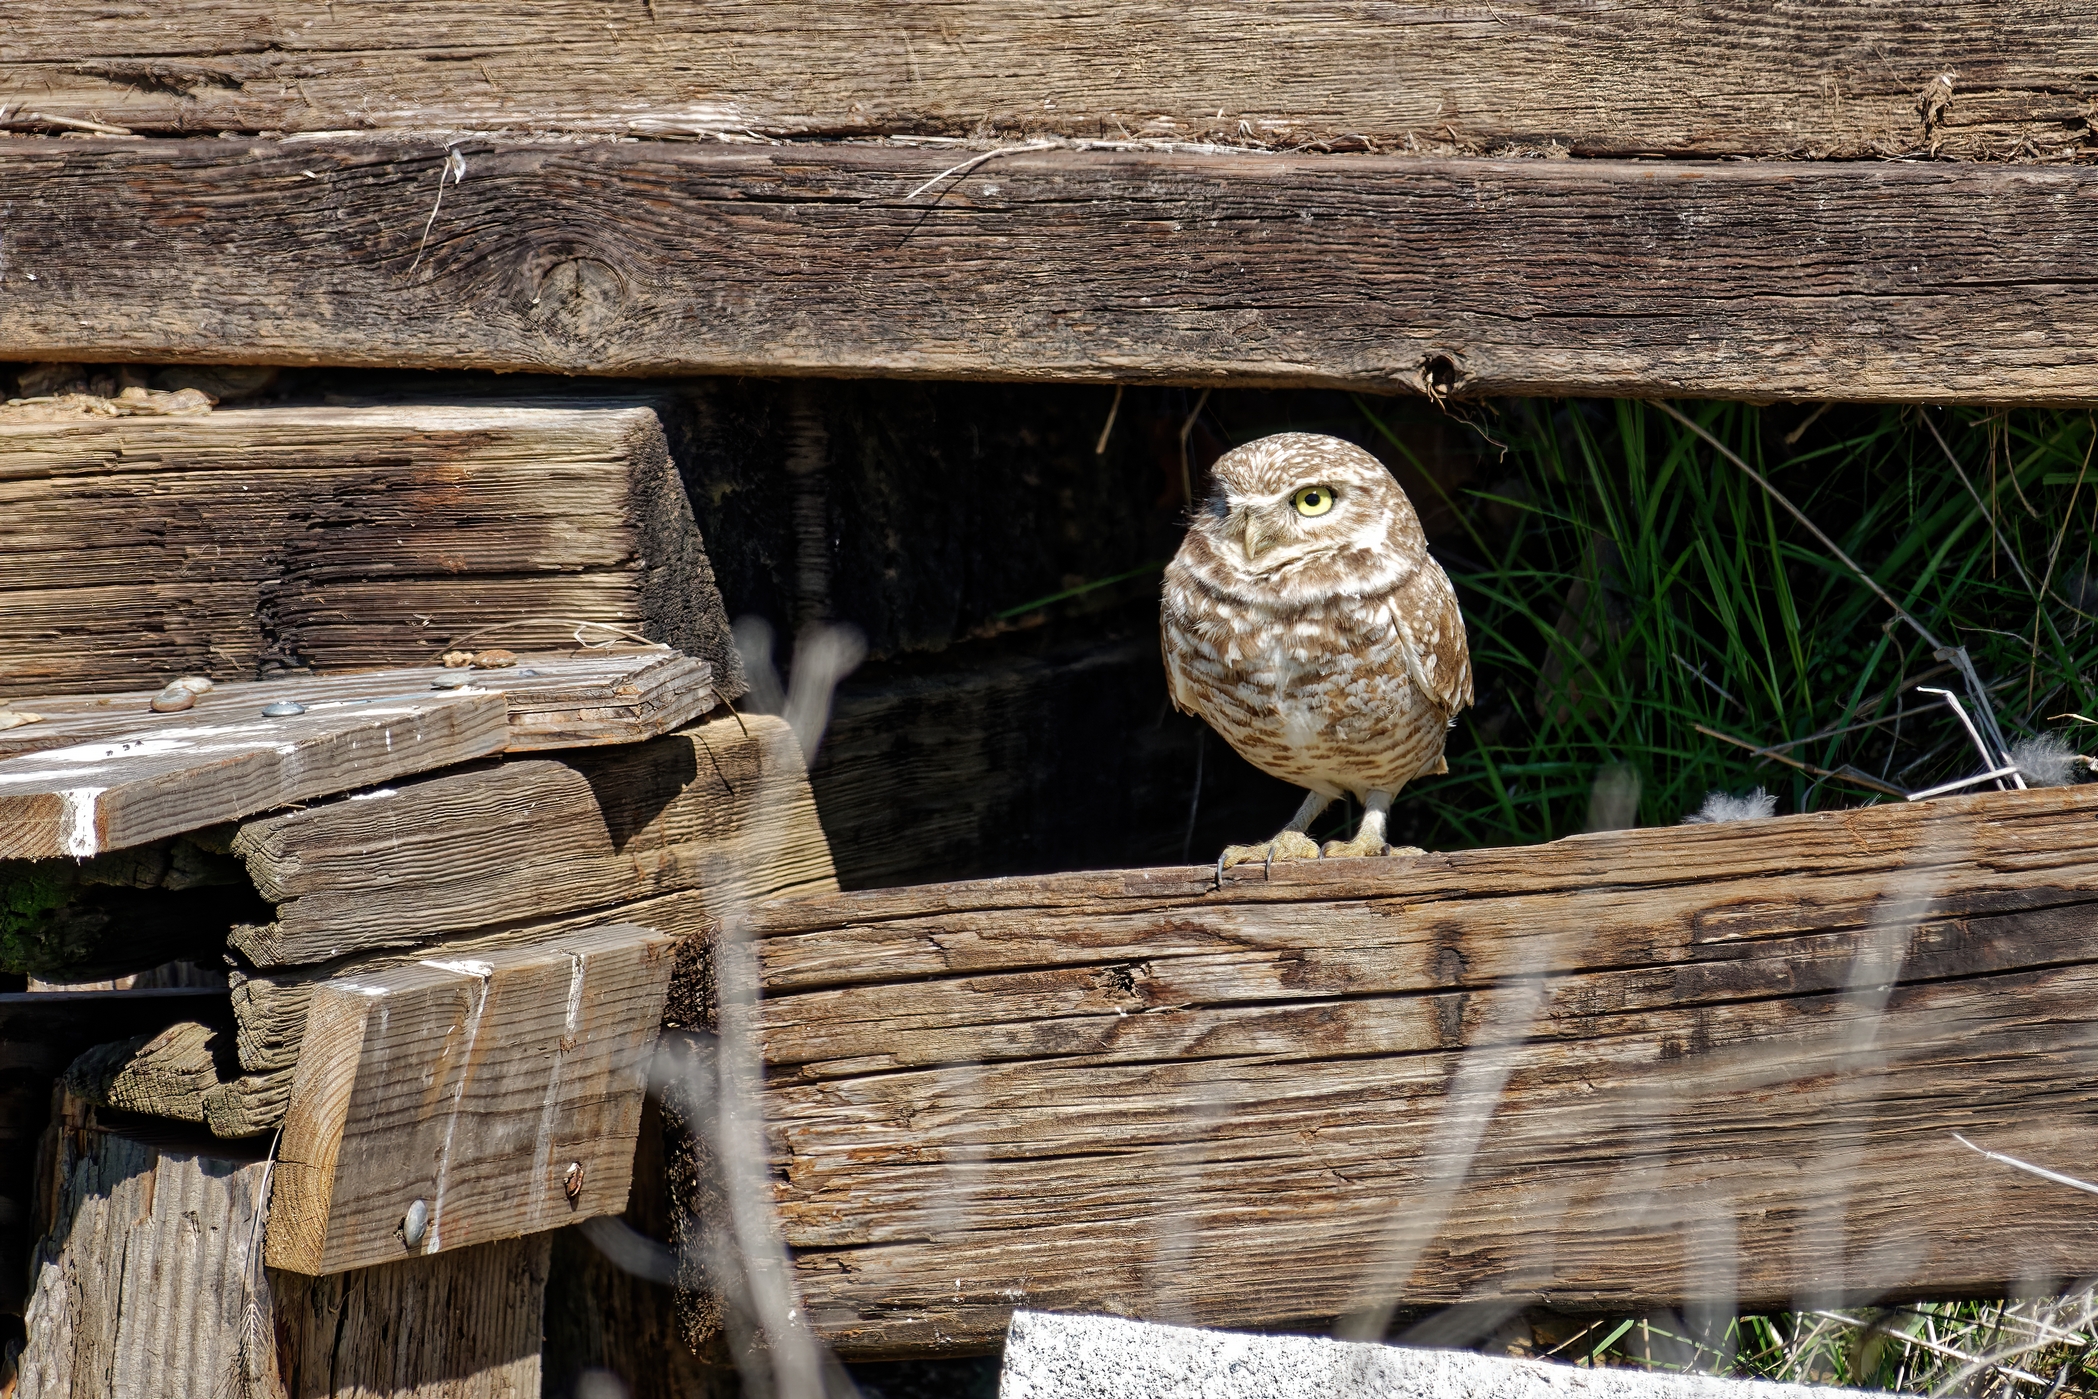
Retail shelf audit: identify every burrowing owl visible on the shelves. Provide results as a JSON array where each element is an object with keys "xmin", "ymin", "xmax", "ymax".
[{"xmin": 1161, "ymin": 432, "xmax": 1472, "ymax": 868}]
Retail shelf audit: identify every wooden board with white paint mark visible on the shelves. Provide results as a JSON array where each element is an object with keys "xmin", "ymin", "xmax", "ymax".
[
  {"xmin": 0, "ymin": 650, "xmax": 717, "ymax": 859},
  {"xmin": 738, "ymin": 783, "xmax": 2098, "ymax": 1356},
  {"xmin": 0, "ymin": 688, "xmax": 508, "ymax": 860},
  {"xmin": 267, "ymin": 922, "xmax": 676, "ymax": 1276}
]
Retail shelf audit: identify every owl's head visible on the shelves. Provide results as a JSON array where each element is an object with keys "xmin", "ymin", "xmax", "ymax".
[{"xmin": 1194, "ymin": 432, "xmax": 1424, "ymax": 577}]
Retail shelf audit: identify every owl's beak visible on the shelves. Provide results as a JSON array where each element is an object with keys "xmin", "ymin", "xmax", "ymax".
[{"xmin": 1242, "ymin": 512, "xmax": 1280, "ymax": 560}]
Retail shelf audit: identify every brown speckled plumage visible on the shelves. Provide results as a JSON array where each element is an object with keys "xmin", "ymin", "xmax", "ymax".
[{"xmin": 1161, "ymin": 433, "xmax": 1472, "ymax": 829}]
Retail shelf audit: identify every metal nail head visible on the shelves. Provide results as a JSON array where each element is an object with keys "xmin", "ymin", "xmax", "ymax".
[
  {"xmin": 402, "ymin": 1197, "xmax": 430, "ymax": 1247},
  {"xmin": 564, "ymin": 1161, "xmax": 584, "ymax": 1203},
  {"xmin": 260, "ymin": 700, "xmax": 307, "ymax": 718}
]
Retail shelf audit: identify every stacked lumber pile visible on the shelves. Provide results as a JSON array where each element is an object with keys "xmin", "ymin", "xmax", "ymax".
[
  {"xmin": 2, "ymin": 646, "xmax": 834, "ymax": 1394},
  {"xmin": 0, "ymin": 396, "xmax": 836, "ymax": 1397}
]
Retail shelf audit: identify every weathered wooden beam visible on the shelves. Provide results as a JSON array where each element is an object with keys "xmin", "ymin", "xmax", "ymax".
[
  {"xmin": 0, "ymin": 651, "xmax": 716, "ymax": 860},
  {"xmin": 267, "ymin": 922, "xmax": 675, "ymax": 1276},
  {"xmin": 229, "ymin": 711, "xmax": 835, "ymax": 969},
  {"xmin": 739, "ymin": 783, "xmax": 2098, "ymax": 1356},
  {"xmin": 3, "ymin": 141, "xmax": 2097, "ymax": 401},
  {"xmin": 3, "ymin": 2, "xmax": 2088, "ymax": 160},
  {"xmin": 14, "ymin": 1110, "xmax": 276, "ymax": 1398},
  {"xmin": 14, "ymin": 1104, "xmax": 556, "ymax": 1397},
  {"xmin": 0, "ymin": 402, "xmax": 739, "ymax": 699}
]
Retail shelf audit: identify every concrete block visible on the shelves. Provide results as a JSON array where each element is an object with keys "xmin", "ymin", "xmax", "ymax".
[{"xmin": 999, "ymin": 1312, "xmax": 1867, "ymax": 1399}]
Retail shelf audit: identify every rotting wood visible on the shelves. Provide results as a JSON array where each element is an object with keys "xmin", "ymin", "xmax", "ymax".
[
  {"xmin": 0, "ymin": 650, "xmax": 718, "ymax": 860},
  {"xmin": 271, "ymin": 1234, "xmax": 552, "ymax": 1399},
  {"xmin": 267, "ymin": 922, "xmax": 676, "ymax": 1276},
  {"xmin": 0, "ymin": 401, "xmax": 740, "ymax": 698},
  {"xmin": 14, "ymin": 1109, "xmax": 276, "ymax": 1399},
  {"xmin": 732, "ymin": 783, "xmax": 2098, "ymax": 1356},
  {"xmin": 64, "ymin": 1019, "xmax": 232, "ymax": 1125},
  {"xmin": 4, "ymin": 143, "xmax": 2098, "ymax": 401},
  {"xmin": 228, "ymin": 710, "xmax": 834, "ymax": 969},
  {"xmin": 2, "ymin": 1, "xmax": 2090, "ymax": 160}
]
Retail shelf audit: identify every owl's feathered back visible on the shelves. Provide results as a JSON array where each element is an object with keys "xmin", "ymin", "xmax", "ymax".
[{"xmin": 1161, "ymin": 432, "xmax": 1472, "ymax": 801}]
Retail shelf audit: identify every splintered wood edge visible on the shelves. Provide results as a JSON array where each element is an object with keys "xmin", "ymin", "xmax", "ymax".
[{"xmin": 265, "ymin": 979, "xmax": 378, "ymax": 1273}]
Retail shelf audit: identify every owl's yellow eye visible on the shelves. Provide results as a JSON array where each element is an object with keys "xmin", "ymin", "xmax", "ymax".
[{"xmin": 1292, "ymin": 485, "xmax": 1336, "ymax": 517}]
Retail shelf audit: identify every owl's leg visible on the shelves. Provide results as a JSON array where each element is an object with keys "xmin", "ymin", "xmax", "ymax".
[
  {"xmin": 1216, "ymin": 790, "xmax": 1332, "ymax": 874},
  {"xmin": 1321, "ymin": 789, "xmax": 1427, "ymax": 859}
]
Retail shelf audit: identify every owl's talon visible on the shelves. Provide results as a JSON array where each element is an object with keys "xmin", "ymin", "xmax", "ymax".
[{"xmin": 1218, "ymin": 830, "xmax": 1322, "ymax": 872}]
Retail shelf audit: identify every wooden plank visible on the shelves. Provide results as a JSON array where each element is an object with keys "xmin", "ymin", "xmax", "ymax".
[
  {"xmin": 0, "ymin": 651, "xmax": 717, "ymax": 859},
  {"xmin": 1, "ymin": 648, "xmax": 715, "ymax": 760},
  {"xmin": 5, "ymin": 140, "xmax": 2097, "ymax": 402},
  {"xmin": 267, "ymin": 922, "xmax": 676, "ymax": 1276},
  {"xmin": 271, "ymin": 1234, "xmax": 553, "ymax": 1399},
  {"xmin": 15, "ymin": 1111, "xmax": 277, "ymax": 1399},
  {"xmin": 0, "ymin": 401, "xmax": 741, "ymax": 700},
  {"xmin": 229, "ymin": 711, "xmax": 835, "ymax": 969},
  {"xmin": 1, "ymin": 1, "xmax": 2088, "ymax": 160},
  {"xmin": 0, "ymin": 688, "xmax": 507, "ymax": 861},
  {"xmin": 15, "ymin": 1101, "xmax": 552, "ymax": 1397},
  {"xmin": 737, "ymin": 784, "xmax": 2098, "ymax": 1356}
]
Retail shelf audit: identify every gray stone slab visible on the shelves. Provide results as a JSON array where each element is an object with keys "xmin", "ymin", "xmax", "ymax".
[{"xmin": 999, "ymin": 1312, "xmax": 1868, "ymax": 1399}]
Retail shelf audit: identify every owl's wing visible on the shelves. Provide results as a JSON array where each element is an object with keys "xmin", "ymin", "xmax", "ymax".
[
  {"xmin": 1161, "ymin": 611, "xmax": 1199, "ymax": 716},
  {"xmin": 1388, "ymin": 567, "xmax": 1473, "ymax": 719}
]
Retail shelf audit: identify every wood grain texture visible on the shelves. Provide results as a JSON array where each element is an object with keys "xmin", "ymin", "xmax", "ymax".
[
  {"xmin": 0, "ymin": 652, "xmax": 718, "ymax": 859},
  {"xmin": 1, "ymin": 649, "xmax": 715, "ymax": 760},
  {"xmin": 2, "ymin": 1, "xmax": 2090, "ymax": 160},
  {"xmin": 230, "ymin": 711, "xmax": 836, "ymax": 968},
  {"xmin": 737, "ymin": 783, "xmax": 2098, "ymax": 1356},
  {"xmin": 0, "ymin": 687, "xmax": 507, "ymax": 860},
  {"xmin": 271, "ymin": 1233, "xmax": 551, "ymax": 1399},
  {"xmin": 0, "ymin": 401, "xmax": 739, "ymax": 699},
  {"xmin": 267, "ymin": 922, "xmax": 675, "ymax": 1276},
  {"xmin": 4, "ymin": 140, "xmax": 2097, "ymax": 402},
  {"xmin": 15, "ymin": 1117, "xmax": 277, "ymax": 1399}
]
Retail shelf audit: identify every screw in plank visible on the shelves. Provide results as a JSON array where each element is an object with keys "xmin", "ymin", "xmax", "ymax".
[
  {"xmin": 260, "ymin": 700, "xmax": 307, "ymax": 717},
  {"xmin": 402, "ymin": 1197, "xmax": 430, "ymax": 1247},
  {"xmin": 564, "ymin": 1161, "xmax": 584, "ymax": 1204}
]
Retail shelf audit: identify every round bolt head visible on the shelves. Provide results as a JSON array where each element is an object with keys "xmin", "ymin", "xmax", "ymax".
[
  {"xmin": 171, "ymin": 675, "xmax": 215, "ymax": 696},
  {"xmin": 402, "ymin": 1197, "xmax": 430, "ymax": 1247},
  {"xmin": 260, "ymin": 700, "xmax": 307, "ymax": 718},
  {"xmin": 431, "ymin": 671, "xmax": 474, "ymax": 690},
  {"xmin": 149, "ymin": 686, "xmax": 197, "ymax": 713}
]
